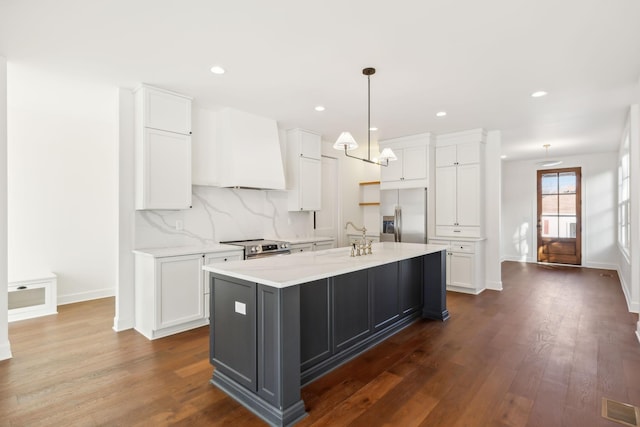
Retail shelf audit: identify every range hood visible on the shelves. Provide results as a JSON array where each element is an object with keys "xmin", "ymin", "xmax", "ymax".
[{"xmin": 216, "ymin": 108, "xmax": 286, "ymax": 190}]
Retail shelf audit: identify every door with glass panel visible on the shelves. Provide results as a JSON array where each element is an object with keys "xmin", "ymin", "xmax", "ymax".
[{"xmin": 536, "ymin": 167, "xmax": 582, "ymax": 265}]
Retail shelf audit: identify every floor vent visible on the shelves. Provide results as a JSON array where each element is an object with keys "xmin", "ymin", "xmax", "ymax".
[
  {"xmin": 600, "ymin": 273, "xmax": 614, "ymax": 278},
  {"xmin": 602, "ymin": 398, "xmax": 640, "ymax": 427}
]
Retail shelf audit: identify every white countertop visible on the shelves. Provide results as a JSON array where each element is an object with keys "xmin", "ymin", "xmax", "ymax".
[
  {"xmin": 133, "ymin": 243, "xmax": 244, "ymax": 258},
  {"xmin": 203, "ymin": 242, "xmax": 447, "ymax": 288}
]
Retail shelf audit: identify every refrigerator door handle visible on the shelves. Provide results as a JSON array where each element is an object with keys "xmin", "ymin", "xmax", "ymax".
[{"xmin": 395, "ymin": 206, "xmax": 402, "ymax": 242}]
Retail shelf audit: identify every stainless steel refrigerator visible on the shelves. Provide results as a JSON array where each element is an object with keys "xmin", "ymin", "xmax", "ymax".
[{"xmin": 380, "ymin": 188, "xmax": 428, "ymax": 243}]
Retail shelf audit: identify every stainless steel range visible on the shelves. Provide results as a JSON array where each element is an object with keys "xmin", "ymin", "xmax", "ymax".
[{"xmin": 221, "ymin": 239, "xmax": 291, "ymax": 260}]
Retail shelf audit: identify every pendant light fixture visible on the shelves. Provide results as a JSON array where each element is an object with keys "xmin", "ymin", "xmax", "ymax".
[
  {"xmin": 333, "ymin": 67, "xmax": 397, "ymax": 166},
  {"xmin": 537, "ymin": 144, "xmax": 562, "ymax": 168}
]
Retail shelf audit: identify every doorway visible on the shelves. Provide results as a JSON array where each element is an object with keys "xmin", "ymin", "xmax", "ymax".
[
  {"xmin": 536, "ymin": 167, "xmax": 582, "ymax": 265},
  {"xmin": 314, "ymin": 156, "xmax": 340, "ymax": 244}
]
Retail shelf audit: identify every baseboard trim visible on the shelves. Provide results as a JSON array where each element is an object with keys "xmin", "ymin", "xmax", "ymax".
[
  {"xmin": 486, "ymin": 280, "xmax": 503, "ymax": 291},
  {"xmin": 0, "ymin": 340, "xmax": 12, "ymax": 361},
  {"xmin": 57, "ymin": 288, "xmax": 115, "ymax": 306},
  {"xmin": 112, "ymin": 315, "xmax": 135, "ymax": 332}
]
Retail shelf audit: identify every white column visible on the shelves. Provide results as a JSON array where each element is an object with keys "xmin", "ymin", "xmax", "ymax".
[
  {"xmin": 113, "ymin": 88, "xmax": 136, "ymax": 331},
  {"xmin": 0, "ymin": 56, "xmax": 12, "ymax": 360},
  {"xmin": 485, "ymin": 130, "xmax": 502, "ymax": 291}
]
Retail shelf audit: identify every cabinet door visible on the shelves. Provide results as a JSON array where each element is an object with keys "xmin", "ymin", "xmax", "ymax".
[
  {"xmin": 156, "ymin": 255, "xmax": 204, "ymax": 329},
  {"xmin": 435, "ymin": 145, "xmax": 457, "ymax": 167},
  {"xmin": 138, "ymin": 128, "xmax": 192, "ymax": 210},
  {"xmin": 399, "ymin": 258, "xmax": 423, "ymax": 315},
  {"xmin": 300, "ymin": 157, "xmax": 321, "ymax": 210},
  {"xmin": 300, "ymin": 279, "xmax": 331, "ymax": 370},
  {"xmin": 144, "ymin": 88, "xmax": 192, "ymax": 135},
  {"xmin": 371, "ymin": 263, "xmax": 399, "ymax": 331},
  {"xmin": 211, "ymin": 277, "xmax": 257, "ymax": 391},
  {"xmin": 402, "ymin": 146, "xmax": 427, "ymax": 181},
  {"xmin": 435, "ymin": 166, "xmax": 457, "ymax": 226},
  {"xmin": 381, "ymin": 148, "xmax": 403, "ymax": 182},
  {"xmin": 450, "ymin": 252, "xmax": 474, "ymax": 289},
  {"xmin": 456, "ymin": 163, "xmax": 481, "ymax": 227},
  {"xmin": 333, "ymin": 270, "xmax": 370, "ymax": 352},
  {"xmin": 455, "ymin": 142, "xmax": 480, "ymax": 165},
  {"xmin": 300, "ymin": 130, "xmax": 321, "ymax": 160}
]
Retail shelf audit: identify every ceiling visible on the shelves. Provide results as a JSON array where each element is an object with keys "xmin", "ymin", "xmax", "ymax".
[{"xmin": 1, "ymin": 0, "xmax": 639, "ymax": 161}]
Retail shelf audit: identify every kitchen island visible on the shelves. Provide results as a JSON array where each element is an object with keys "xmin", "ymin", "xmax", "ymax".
[{"xmin": 203, "ymin": 242, "xmax": 448, "ymax": 426}]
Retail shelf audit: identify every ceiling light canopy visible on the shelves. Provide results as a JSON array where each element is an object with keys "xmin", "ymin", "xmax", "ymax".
[{"xmin": 333, "ymin": 67, "xmax": 396, "ymax": 167}]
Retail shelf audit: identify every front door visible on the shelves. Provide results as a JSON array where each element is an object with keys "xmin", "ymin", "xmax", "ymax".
[{"xmin": 537, "ymin": 167, "xmax": 582, "ymax": 265}]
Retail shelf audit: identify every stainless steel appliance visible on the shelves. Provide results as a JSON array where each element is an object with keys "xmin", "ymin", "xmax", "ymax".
[
  {"xmin": 221, "ymin": 239, "xmax": 291, "ymax": 259},
  {"xmin": 380, "ymin": 188, "xmax": 428, "ymax": 243}
]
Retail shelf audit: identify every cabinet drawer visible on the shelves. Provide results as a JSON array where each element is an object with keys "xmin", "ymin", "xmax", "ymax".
[
  {"xmin": 435, "ymin": 225, "xmax": 481, "ymax": 238},
  {"xmin": 428, "ymin": 239, "xmax": 450, "ymax": 249},
  {"xmin": 450, "ymin": 242, "xmax": 475, "ymax": 253}
]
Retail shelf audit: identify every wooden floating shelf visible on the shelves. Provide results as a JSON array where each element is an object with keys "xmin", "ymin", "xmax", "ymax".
[
  {"xmin": 359, "ymin": 202, "xmax": 380, "ymax": 206},
  {"xmin": 359, "ymin": 181, "xmax": 380, "ymax": 186}
]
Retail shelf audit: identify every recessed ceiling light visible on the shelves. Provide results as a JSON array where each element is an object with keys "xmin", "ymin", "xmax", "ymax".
[
  {"xmin": 436, "ymin": 111, "xmax": 447, "ymax": 117},
  {"xmin": 314, "ymin": 105, "xmax": 325, "ymax": 112},
  {"xmin": 531, "ymin": 91, "xmax": 547, "ymax": 98},
  {"xmin": 369, "ymin": 127, "xmax": 378, "ymax": 131},
  {"xmin": 210, "ymin": 66, "xmax": 225, "ymax": 75},
  {"xmin": 501, "ymin": 155, "xmax": 507, "ymax": 159}
]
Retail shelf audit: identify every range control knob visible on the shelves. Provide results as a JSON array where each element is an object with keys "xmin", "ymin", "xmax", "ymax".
[{"xmin": 250, "ymin": 246, "xmax": 257, "ymax": 253}]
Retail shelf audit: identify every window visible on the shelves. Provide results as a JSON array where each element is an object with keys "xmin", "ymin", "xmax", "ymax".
[{"xmin": 618, "ymin": 131, "xmax": 630, "ymax": 255}]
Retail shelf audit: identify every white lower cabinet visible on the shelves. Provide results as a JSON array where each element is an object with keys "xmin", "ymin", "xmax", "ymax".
[
  {"xmin": 430, "ymin": 239, "xmax": 485, "ymax": 294},
  {"xmin": 134, "ymin": 249, "xmax": 242, "ymax": 340},
  {"xmin": 290, "ymin": 239, "xmax": 336, "ymax": 253},
  {"xmin": 313, "ymin": 240, "xmax": 335, "ymax": 251}
]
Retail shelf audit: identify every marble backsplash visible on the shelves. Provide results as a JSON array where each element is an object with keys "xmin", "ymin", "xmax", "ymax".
[{"xmin": 135, "ymin": 186, "xmax": 313, "ymax": 249}]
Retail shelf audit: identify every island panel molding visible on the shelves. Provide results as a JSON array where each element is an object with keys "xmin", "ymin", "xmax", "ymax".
[{"xmin": 205, "ymin": 242, "xmax": 448, "ymax": 426}]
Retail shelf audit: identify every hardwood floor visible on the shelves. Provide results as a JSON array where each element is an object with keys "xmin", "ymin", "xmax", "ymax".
[{"xmin": 2, "ymin": 261, "xmax": 639, "ymax": 426}]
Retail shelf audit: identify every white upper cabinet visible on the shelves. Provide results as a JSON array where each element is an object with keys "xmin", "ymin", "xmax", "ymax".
[
  {"xmin": 379, "ymin": 133, "xmax": 430, "ymax": 190},
  {"xmin": 434, "ymin": 130, "xmax": 485, "ymax": 238},
  {"xmin": 135, "ymin": 85, "xmax": 193, "ymax": 210},
  {"xmin": 286, "ymin": 128, "xmax": 321, "ymax": 211},
  {"xmin": 142, "ymin": 88, "xmax": 192, "ymax": 135}
]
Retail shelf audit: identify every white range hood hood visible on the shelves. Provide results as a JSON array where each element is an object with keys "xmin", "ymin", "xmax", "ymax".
[{"xmin": 216, "ymin": 108, "xmax": 286, "ymax": 190}]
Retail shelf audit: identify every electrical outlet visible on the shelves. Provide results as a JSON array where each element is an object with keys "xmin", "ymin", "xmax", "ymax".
[{"xmin": 176, "ymin": 220, "xmax": 183, "ymax": 231}]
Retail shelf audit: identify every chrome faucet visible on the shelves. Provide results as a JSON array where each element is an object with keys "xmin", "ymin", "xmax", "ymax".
[{"xmin": 345, "ymin": 222, "xmax": 372, "ymax": 256}]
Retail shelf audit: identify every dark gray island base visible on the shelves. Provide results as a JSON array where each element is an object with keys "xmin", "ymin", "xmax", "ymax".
[{"xmin": 208, "ymin": 249, "xmax": 448, "ymax": 427}]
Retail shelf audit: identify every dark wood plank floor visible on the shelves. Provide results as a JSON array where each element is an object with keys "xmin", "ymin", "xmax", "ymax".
[{"xmin": 2, "ymin": 261, "xmax": 639, "ymax": 426}]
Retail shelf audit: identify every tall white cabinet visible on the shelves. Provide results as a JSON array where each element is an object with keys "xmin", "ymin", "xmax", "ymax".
[
  {"xmin": 379, "ymin": 133, "xmax": 430, "ymax": 190},
  {"xmin": 435, "ymin": 138, "xmax": 485, "ymax": 238},
  {"xmin": 134, "ymin": 85, "xmax": 193, "ymax": 210},
  {"xmin": 433, "ymin": 129, "xmax": 486, "ymax": 294},
  {"xmin": 286, "ymin": 128, "xmax": 321, "ymax": 211}
]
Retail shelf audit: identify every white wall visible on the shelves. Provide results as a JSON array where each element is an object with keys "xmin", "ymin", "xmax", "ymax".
[
  {"xmin": 7, "ymin": 64, "xmax": 118, "ymax": 304},
  {"xmin": 0, "ymin": 57, "xmax": 11, "ymax": 361},
  {"xmin": 485, "ymin": 131, "xmax": 502, "ymax": 291},
  {"xmin": 322, "ymin": 140, "xmax": 380, "ymax": 246},
  {"xmin": 502, "ymin": 151, "xmax": 618, "ymax": 271},
  {"xmin": 618, "ymin": 104, "xmax": 640, "ymax": 315}
]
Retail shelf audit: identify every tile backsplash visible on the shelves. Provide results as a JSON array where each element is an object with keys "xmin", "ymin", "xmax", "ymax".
[{"xmin": 135, "ymin": 186, "xmax": 312, "ymax": 249}]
